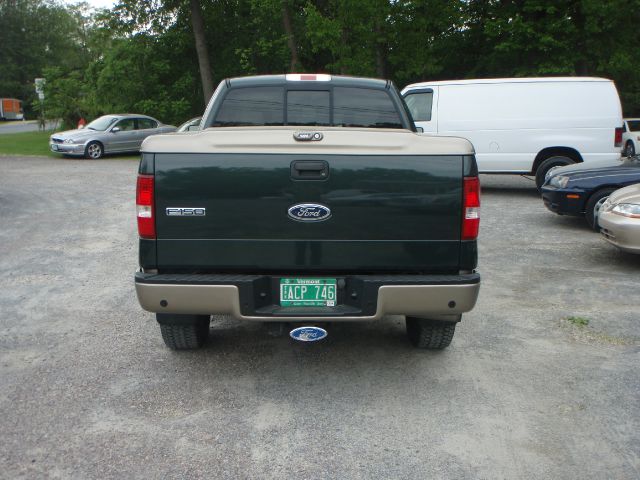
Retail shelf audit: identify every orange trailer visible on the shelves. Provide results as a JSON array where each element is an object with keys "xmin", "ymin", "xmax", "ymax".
[{"xmin": 0, "ymin": 98, "xmax": 24, "ymax": 120}]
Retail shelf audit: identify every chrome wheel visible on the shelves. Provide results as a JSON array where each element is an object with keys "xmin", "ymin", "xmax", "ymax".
[{"xmin": 86, "ymin": 142, "xmax": 103, "ymax": 159}]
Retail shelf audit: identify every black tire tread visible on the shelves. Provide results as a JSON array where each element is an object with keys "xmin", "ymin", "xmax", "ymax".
[
  {"xmin": 624, "ymin": 141, "xmax": 635, "ymax": 157},
  {"xmin": 160, "ymin": 321, "xmax": 209, "ymax": 350},
  {"xmin": 535, "ymin": 155, "xmax": 575, "ymax": 191},
  {"xmin": 406, "ymin": 317, "xmax": 456, "ymax": 349},
  {"xmin": 585, "ymin": 188, "xmax": 616, "ymax": 230}
]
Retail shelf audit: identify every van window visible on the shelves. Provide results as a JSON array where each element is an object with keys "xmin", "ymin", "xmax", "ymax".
[
  {"xmin": 333, "ymin": 87, "xmax": 403, "ymax": 128},
  {"xmin": 404, "ymin": 91, "xmax": 433, "ymax": 122},
  {"xmin": 214, "ymin": 87, "xmax": 284, "ymax": 126},
  {"xmin": 287, "ymin": 91, "xmax": 330, "ymax": 126}
]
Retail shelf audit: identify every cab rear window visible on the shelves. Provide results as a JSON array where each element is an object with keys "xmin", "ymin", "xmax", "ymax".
[
  {"xmin": 213, "ymin": 87, "xmax": 284, "ymax": 126},
  {"xmin": 213, "ymin": 86, "xmax": 403, "ymax": 129}
]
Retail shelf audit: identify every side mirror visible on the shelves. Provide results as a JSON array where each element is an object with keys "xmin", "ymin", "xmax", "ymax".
[
  {"xmin": 112, "ymin": 127, "xmax": 120, "ymax": 133},
  {"xmin": 187, "ymin": 125, "xmax": 199, "ymax": 131},
  {"xmin": 416, "ymin": 126, "xmax": 424, "ymax": 133}
]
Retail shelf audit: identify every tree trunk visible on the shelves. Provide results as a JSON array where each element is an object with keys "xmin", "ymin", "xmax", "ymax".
[
  {"xmin": 190, "ymin": 0, "xmax": 214, "ymax": 104},
  {"xmin": 282, "ymin": 0, "xmax": 300, "ymax": 72}
]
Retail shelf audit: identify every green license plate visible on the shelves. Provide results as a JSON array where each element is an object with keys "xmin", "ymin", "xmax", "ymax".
[{"xmin": 280, "ymin": 278, "xmax": 337, "ymax": 307}]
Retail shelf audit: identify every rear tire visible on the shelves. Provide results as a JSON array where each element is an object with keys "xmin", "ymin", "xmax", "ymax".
[
  {"xmin": 624, "ymin": 141, "xmax": 635, "ymax": 157},
  {"xmin": 535, "ymin": 156, "xmax": 575, "ymax": 191},
  {"xmin": 157, "ymin": 314, "xmax": 210, "ymax": 350},
  {"xmin": 585, "ymin": 188, "xmax": 616, "ymax": 230},
  {"xmin": 406, "ymin": 317, "xmax": 456, "ymax": 350}
]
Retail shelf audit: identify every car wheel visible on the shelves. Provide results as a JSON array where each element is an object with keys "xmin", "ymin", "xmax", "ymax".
[
  {"xmin": 157, "ymin": 314, "xmax": 210, "ymax": 350},
  {"xmin": 406, "ymin": 317, "xmax": 456, "ymax": 349},
  {"xmin": 624, "ymin": 141, "xmax": 635, "ymax": 157},
  {"xmin": 85, "ymin": 141, "xmax": 104, "ymax": 159},
  {"xmin": 585, "ymin": 188, "xmax": 616, "ymax": 230},
  {"xmin": 535, "ymin": 156, "xmax": 576, "ymax": 191}
]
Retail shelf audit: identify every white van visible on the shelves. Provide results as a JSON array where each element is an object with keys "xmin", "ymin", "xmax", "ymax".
[{"xmin": 402, "ymin": 77, "xmax": 623, "ymax": 188}]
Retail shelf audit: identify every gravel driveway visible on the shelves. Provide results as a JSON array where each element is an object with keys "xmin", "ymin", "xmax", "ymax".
[{"xmin": 1, "ymin": 155, "xmax": 638, "ymax": 479}]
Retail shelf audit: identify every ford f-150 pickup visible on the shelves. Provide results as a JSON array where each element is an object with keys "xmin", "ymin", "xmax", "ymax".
[{"xmin": 135, "ymin": 74, "xmax": 481, "ymax": 350}]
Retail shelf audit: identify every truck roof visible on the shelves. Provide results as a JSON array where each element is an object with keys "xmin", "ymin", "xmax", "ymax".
[
  {"xmin": 405, "ymin": 77, "xmax": 613, "ymax": 89},
  {"xmin": 227, "ymin": 74, "xmax": 390, "ymax": 90}
]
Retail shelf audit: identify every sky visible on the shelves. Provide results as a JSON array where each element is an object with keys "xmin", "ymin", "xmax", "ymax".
[{"xmin": 62, "ymin": 0, "xmax": 117, "ymax": 10}]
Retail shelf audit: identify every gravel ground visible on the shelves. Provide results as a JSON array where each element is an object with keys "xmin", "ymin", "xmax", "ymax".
[{"xmin": 1, "ymin": 155, "xmax": 638, "ymax": 479}]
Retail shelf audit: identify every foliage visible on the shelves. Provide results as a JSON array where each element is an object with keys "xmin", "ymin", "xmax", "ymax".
[
  {"xmin": 566, "ymin": 316, "xmax": 590, "ymax": 327},
  {"xmin": 3, "ymin": 0, "xmax": 640, "ymax": 123}
]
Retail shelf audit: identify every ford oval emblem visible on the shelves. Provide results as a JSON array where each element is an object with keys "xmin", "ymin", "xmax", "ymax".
[
  {"xmin": 290, "ymin": 326, "xmax": 328, "ymax": 342},
  {"xmin": 288, "ymin": 203, "xmax": 331, "ymax": 222}
]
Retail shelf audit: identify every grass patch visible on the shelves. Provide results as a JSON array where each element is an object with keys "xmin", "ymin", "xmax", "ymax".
[
  {"xmin": 566, "ymin": 316, "xmax": 589, "ymax": 327},
  {"xmin": 560, "ymin": 316, "xmax": 634, "ymax": 346},
  {"xmin": 0, "ymin": 130, "xmax": 137, "ymax": 160},
  {"xmin": 0, "ymin": 130, "xmax": 57, "ymax": 157}
]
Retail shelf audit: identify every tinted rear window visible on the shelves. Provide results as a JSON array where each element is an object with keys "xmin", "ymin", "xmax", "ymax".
[
  {"xmin": 213, "ymin": 87, "xmax": 284, "ymax": 126},
  {"xmin": 213, "ymin": 86, "xmax": 403, "ymax": 129},
  {"xmin": 287, "ymin": 91, "xmax": 330, "ymax": 126},
  {"xmin": 333, "ymin": 87, "xmax": 403, "ymax": 128}
]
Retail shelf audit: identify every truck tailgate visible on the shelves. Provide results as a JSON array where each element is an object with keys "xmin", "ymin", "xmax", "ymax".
[{"xmin": 148, "ymin": 128, "xmax": 474, "ymax": 273}]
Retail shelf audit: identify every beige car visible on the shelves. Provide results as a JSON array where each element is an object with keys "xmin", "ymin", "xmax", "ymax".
[{"xmin": 597, "ymin": 183, "xmax": 640, "ymax": 254}]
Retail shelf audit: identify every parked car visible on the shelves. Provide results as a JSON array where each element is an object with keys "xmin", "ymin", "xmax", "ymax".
[
  {"xmin": 541, "ymin": 155, "xmax": 640, "ymax": 229},
  {"xmin": 135, "ymin": 74, "xmax": 481, "ymax": 351},
  {"xmin": 402, "ymin": 77, "xmax": 623, "ymax": 189},
  {"xmin": 177, "ymin": 116, "xmax": 201, "ymax": 132},
  {"xmin": 597, "ymin": 183, "xmax": 640, "ymax": 254},
  {"xmin": 49, "ymin": 114, "xmax": 176, "ymax": 159},
  {"xmin": 622, "ymin": 118, "xmax": 640, "ymax": 157}
]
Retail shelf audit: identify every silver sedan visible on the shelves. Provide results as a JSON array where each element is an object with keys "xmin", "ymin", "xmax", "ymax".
[
  {"xmin": 49, "ymin": 114, "xmax": 176, "ymax": 159},
  {"xmin": 597, "ymin": 183, "xmax": 640, "ymax": 254}
]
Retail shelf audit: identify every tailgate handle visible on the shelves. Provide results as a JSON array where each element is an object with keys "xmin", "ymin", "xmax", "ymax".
[{"xmin": 290, "ymin": 160, "xmax": 329, "ymax": 180}]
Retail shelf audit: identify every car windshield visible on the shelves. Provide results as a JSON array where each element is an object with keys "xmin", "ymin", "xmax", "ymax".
[{"xmin": 86, "ymin": 115, "xmax": 119, "ymax": 131}]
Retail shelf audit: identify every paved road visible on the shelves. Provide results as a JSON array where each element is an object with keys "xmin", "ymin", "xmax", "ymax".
[
  {"xmin": 1, "ymin": 155, "xmax": 638, "ymax": 479},
  {"xmin": 0, "ymin": 120, "xmax": 58, "ymax": 134}
]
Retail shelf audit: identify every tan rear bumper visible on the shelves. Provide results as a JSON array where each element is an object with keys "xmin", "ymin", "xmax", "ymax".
[{"xmin": 135, "ymin": 273, "xmax": 481, "ymax": 322}]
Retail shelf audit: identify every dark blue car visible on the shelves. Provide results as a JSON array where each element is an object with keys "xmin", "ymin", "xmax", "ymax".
[{"xmin": 541, "ymin": 156, "xmax": 640, "ymax": 229}]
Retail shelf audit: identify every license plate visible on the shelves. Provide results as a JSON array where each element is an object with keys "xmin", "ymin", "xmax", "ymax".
[{"xmin": 280, "ymin": 278, "xmax": 337, "ymax": 307}]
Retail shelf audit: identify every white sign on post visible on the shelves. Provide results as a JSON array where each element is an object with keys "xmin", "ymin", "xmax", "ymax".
[{"xmin": 35, "ymin": 78, "xmax": 45, "ymax": 97}]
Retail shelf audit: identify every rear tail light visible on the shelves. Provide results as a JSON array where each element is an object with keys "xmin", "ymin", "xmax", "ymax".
[
  {"xmin": 615, "ymin": 126, "xmax": 623, "ymax": 147},
  {"xmin": 462, "ymin": 176, "xmax": 480, "ymax": 240},
  {"xmin": 136, "ymin": 174, "xmax": 155, "ymax": 239}
]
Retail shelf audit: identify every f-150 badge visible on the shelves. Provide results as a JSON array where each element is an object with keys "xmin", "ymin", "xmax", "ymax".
[
  {"xmin": 166, "ymin": 207, "xmax": 206, "ymax": 216},
  {"xmin": 288, "ymin": 203, "xmax": 331, "ymax": 222}
]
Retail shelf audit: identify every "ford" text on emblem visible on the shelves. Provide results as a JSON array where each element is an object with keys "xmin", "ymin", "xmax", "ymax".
[
  {"xmin": 287, "ymin": 203, "xmax": 331, "ymax": 222},
  {"xmin": 290, "ymin": 326, "xmax": 328, "ymax": 342}
]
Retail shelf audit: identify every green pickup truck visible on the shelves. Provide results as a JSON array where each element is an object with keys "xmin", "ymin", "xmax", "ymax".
[{"xmin": 135, "ymin": 74, "xmax": 481, "ymax": 350}]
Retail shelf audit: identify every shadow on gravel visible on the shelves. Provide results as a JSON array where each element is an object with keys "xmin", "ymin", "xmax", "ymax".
[{"xmin": 481, "ymin": 184, "xmax": 540, "ymax": 198}]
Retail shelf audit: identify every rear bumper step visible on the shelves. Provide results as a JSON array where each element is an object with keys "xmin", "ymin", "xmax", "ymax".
[{"xmin": 135, "ymin": 272, "xmax": 481, "ymax": 322}]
